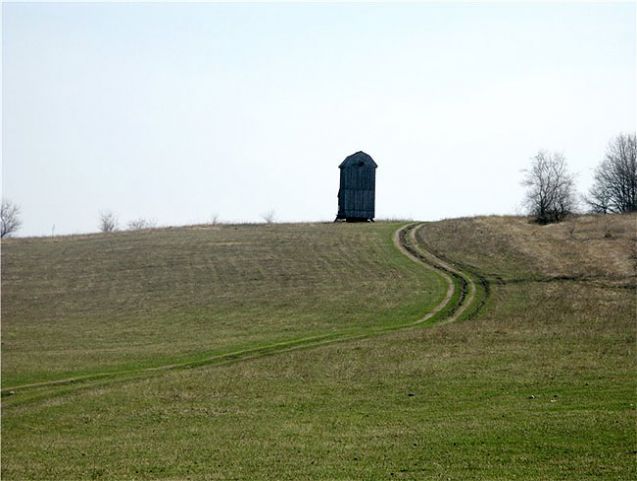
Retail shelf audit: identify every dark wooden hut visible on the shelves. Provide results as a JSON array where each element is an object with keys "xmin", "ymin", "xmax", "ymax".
[{"xmin": 335, "ymin": 151, "xmax": 377, "ymax": 222}]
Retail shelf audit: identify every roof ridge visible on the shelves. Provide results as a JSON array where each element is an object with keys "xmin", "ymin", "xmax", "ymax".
[{"xmin": 338, "ymin": 151, "xmax": 378, "ymax": 168}]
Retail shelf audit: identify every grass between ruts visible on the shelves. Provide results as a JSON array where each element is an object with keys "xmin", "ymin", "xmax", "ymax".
[{"xmin": 2, "ymin": 215, "xmax": 635, "ymax": 480}]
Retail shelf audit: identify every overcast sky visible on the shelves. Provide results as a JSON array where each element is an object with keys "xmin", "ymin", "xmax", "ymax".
[{"xmin": 3, "ymin": 1, "xmax": 635, "ymax": 236}]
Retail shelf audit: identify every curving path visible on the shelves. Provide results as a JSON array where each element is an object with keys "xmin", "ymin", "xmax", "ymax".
[
  {"xmin": 2, "ymin": 223, "xmax": 486, "ymax": 407},
  {"xmin": 398, "ymin": 223, "xmax": 481, "ymax": 324}
]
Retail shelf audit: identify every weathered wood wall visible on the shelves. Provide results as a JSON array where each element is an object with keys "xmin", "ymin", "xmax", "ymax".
[{"xmin": 337, "ymin": 152, "xmax": 377, "ymax": 221}]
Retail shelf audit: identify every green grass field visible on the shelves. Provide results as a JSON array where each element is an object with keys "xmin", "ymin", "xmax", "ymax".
[{"xmin": 2, "ymin": 215, "xmax": 635, "ymax": 480}]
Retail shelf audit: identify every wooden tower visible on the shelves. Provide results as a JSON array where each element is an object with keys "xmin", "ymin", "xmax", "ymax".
[{"xmin": 335, "ymin": 151, "xmax": 377, "ymax": 222}]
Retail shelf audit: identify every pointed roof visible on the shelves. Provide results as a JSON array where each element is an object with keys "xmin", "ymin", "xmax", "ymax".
[{"xmin": 339, "ymin": 151, "xmax": 378, "ymax": 169}]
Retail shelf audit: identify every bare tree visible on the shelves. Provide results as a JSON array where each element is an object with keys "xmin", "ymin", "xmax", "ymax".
[
  {"xmin": 522, "ymin": 151, "xmax": 577, "ymax": 224},
  {"xmin": 261, "ymin": 210, "xmax": 275, "ymax": 224},
  {"xmin": 1, "ymin": 199, "xmax": 22, "ymax": 238},
  {"xmin": 99, "ymin": 210, "xmax": 118, "ymax": 232},
  {"xmin": 586, "ymin": 133, "xmax": 636, "ymax": 213},
  {"xmin": 127, "ymin": 218, "xmax": 157, "ymax": 230}
]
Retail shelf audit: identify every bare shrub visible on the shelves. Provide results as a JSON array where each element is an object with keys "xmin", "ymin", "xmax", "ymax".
[
  {"xmin": 261, "ymin": 210, "xmax": 275, "ymax": 224},
  {"xmin": 1, "ymin": 199, "xmax": 22, "ymax": 238},
  {"xmin": 99, "ymin": 210, "xmax": 118, "ymax": 233},
  {"xmin": 127, "ymin": 218, "xmax": 157, "ymax": 231},
  {"xmin": 522, "ymin": 151, "xmax": 577, "ymax": 224}
]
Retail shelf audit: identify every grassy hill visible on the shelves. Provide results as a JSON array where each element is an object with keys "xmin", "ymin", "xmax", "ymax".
[
  {"xmin": 2, "ymin": 215, "xmax": 635, "ymax": 480},
  {"xmin": 1, "ymin": 222, "xmax": 446, "ymax": 388}
]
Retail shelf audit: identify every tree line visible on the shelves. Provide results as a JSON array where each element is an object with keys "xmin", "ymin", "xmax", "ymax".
[
  {"xmin": 1, "ymin": 132, "xmax": 635, "ymax": 237},
  {"xmin": 523, "ymin": 132, "xmax": 636, "ymax": 224}
]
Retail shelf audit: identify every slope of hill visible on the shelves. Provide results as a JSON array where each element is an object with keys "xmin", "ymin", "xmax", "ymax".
[
  {"xmin": 2, "ymin": 215, "xmax": 635, "ymax": 480},
  {"xmin": 418, "ymin": 214, "xmax": 636, "ymax": 283},
  {"xmin": 1, "ymin": 222, "xmax": 447, "ymax": 388}
]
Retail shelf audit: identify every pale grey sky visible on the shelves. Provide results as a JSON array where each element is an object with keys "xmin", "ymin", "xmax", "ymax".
[{"xmin": 2, "ymin": 1, "xmax": 635, "ymax": 236}]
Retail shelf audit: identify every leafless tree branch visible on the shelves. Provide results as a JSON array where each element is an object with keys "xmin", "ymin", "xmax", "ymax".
[
  {"xmin": 1, "ymin": 199, "xmax": 22, "ymax": 238},
  {"xmin": 586, "ymin": 133, "xmax": 637, "ymax": 213}
]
